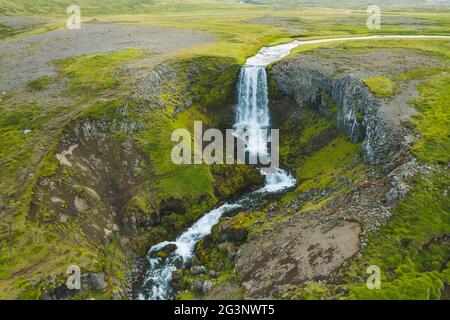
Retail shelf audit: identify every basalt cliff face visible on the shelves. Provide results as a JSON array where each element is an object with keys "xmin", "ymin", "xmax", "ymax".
[{"xmin": 271, "ymin": 59, "xmax": 403, "ymax": 165}]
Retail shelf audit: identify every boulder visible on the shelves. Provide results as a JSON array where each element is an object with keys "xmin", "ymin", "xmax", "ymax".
[
  {"xmin": 192, "ymin": 280, "xmax": 204, "ymax": 294},
  {"xmin": 82, "ymin": 272, "xmax": 107, "ymax": 291},
  {"xmin": 202, "ymin": 280, "xmax": 213, "ymax": 294},
  {"xmin": 190, "ymin": 265, "xmax": 207, "ymax": 275},
  {"xmin": 218, "ymin": 224, "xmax": 248, "ymax": 244},
  {"xmin": 155, "ymin": 243, "xmax": 177, "ymax": 258}
]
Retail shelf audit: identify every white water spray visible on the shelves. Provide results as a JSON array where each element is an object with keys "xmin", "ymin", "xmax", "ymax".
[{"xmin": 234, "ymin": 66, "xmax": 270, "ymax": 155}]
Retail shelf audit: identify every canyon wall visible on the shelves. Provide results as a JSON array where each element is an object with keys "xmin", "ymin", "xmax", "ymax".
[{"xmin": 270, "ymin": 59, "xmax": 402, "ymax": 165}]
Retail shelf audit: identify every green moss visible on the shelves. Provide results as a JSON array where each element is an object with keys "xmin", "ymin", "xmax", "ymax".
[
  {"xmin": 28, "ymin": 76, "xmax": 52, "ymax": 91},
  {"xmin": 288, "ymin": 282, "xmax": 335, "ymax": 300},
  {"xmin": 353, "ymin": 109, "xmax": 363, "ymax": 123},
  {"xmin": 211, "ymin": 164, "xmax": 264, "ymax": 199},
  {"xmin": 363, "ymin": 76, "xmax": 397, "ymax": 98},
  {"xmin": 0, "ymin": 22, "xmax": 14, "ymax": 38},
  {"xmin": 409, "ymin": 74, "xmax": 450, "ymax": 164},
  {"xmin": 127, "ymin": 197, "xmax": 151, "ymax": 215},
  {"xmin": 225, "ymin": 211, "xmax": 266, "ymax": 232},
  {"xmin": 57, "ymin": 49, "xmax": 147, "ymax": 96},
  {"xmin": 346, "ymin": 171, "xmax": 449, "ymax": 299},
  {"xmin": 194, "ymin": 237, "xmax": 242, "ymax": 292},
  {"xmin": 279, "ymin": 108, "xmax": 337, "ymax": 173},
  {"xmin": 320, "ymin": 92, "xmax": 339, "ymax": 119},
  {"xmin": 295, "ymin": 135, "xmax": 361, "ymax": 192},
  {"xmin": 104, "ymin": 237, "xmax": 124, "ymax": 288},
  {"xmin": 177, "ymin": 290, "xmax": 197, "ymax": 300},
  {"xmin": 81, "ymin": 99, "xmax": 125, "ymax": 121},
  {"xmin": 15, "ymin": 281, "xmax": 43, "ymax": 300}
]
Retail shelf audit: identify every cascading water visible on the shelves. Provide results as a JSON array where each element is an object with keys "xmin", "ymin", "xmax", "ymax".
[
  {"xmin": 234, "ymin": 66, "xmax": 270, "ymax": 155},
  {"xmin": 138, "ymin": 42, "xmax": 298, "ymax": 300}
]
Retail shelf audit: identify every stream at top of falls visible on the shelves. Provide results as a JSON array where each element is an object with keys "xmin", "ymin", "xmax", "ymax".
[{"xmin": 137, "ymin": 34, "xmax": 450, "ymax": 300}]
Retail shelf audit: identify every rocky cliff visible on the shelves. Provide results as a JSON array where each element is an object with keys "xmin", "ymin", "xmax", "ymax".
[{"xmin": 270, "ymin": 58, "xmax": 404, "ymax": 164}]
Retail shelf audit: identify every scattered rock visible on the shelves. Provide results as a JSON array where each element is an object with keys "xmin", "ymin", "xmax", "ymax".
[
  {"xmin": 218, "ymin": 224, "xmax": 248, "ymax": 244},
  {"xmin": 192, "ymin": 280, "xmax": 204, "ymax": 294},
  {"xmin": 208, "ymin": 269, "xmax": 217, "ymax": 278},
  {"xmin": 82, "ymin": 272, "xmax": 107, "ymax": 291},
  {"xmin": 74, "ymin": 196, "xmax": 88, "ymax": 212},
  {"xmin": 385, "ymin": 182, "xmax": 409, "ymax": 204},
  {"xmin": 202, "ymin": 280, "xmax": 213, "ymax": 294},
  {"xmin": 172, "ymin": 269, "xmax": 183, "ymax": 281},
  {"xmin": 190, "ymin": 265, "xmax": 207, "ymax": 275}
]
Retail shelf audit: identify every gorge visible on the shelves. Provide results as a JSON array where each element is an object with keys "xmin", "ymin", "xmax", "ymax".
[{"xmin": 138, "ymin": 43, "xmax": 298, "ymax": 300}]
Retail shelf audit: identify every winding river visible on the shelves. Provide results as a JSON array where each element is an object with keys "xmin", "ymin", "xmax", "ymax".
[{"xmin": 138, "ymin": 34, "xmax": 450, "ymax": 300}]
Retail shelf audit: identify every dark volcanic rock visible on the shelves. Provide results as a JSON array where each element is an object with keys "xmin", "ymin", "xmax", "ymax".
[
  {"xmin": 159, "ymin": 198, "xmax": 187, "ymax": 215},
  {"xmin": 217, "ymin": 223, "xmax": 248, "ymax": 244},
  {"xmin": 82, "ymin": 272, "xmax": 107, "ymax": 291},
  {"xmin": 271, "ymin": 60, "xmax": 401, "ymax": 164}
]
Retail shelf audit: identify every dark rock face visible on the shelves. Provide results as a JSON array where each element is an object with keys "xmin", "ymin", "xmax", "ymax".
[
  {"xmin": 41, "ymin": 285, "xmax": 79, "ymax": 300},
  {"xmin": 271, "ymin": 61, "xmax": 401, "ymax": 164},
  {"xmin": 82, "ymin": 272, "xmax": 108, "ymax": 291},
  {"xmin": 41, "ymin": 272, "xmax": 108, "ymax": 300},
  {"xmin": 217, "ymin": 223, "xmax": 248, "ymax": 244},
  {"xmin": 159, "ymin": 198, "xmax": 187, "ymax": 215}
]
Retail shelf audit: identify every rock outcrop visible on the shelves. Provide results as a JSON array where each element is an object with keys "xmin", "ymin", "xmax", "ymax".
[{"xmin": 271, "ymin": 60, "xmax": 402, "ymax": 164}]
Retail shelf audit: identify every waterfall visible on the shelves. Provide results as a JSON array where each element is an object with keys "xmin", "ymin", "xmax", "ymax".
[
  {"xmin": 138, "ymin": 203, "xmax": 241, "ymax": 300},
  {"xmin": 234, "ymin": 66, "xmax": 270, "ymax": 156},
  {"xmin": 138, "ymin": 44, "xmax": 297, "ymax": 301},
  {"xmin": 233, "ymin": 64, "xmax": 295, "ymax": 190}
]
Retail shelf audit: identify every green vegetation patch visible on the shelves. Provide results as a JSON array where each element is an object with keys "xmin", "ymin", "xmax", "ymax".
[
  {"xmin": 58, "ymin": 48, "xmax": 147, "ymax": 95},
  {"xmin": 409, "ymin": 74, "xmax": 450, "ymax": 164},
  {"xmin": 296, "ymin": 135, "xmax": 361, "ymax": 191},
  {"xmin": 346, "ymin": 171, "xmax": 450, "ymax": 299},
  {"xmin": 363, "ymin": 75, "xmax": 397, "ymax": 98},
  {"xmin": 28, "ymin": 76, "xmax": 52, "ymax": 91}
]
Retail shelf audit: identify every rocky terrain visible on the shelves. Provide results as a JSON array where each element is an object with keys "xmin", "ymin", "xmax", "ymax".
[
  {"xmin": 168, "ymin": 44, "xmax": 449, "ymax": 300},
  {"xmin": 0, "ymin": 20, "xmax": 212, "ymax": 92}
]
